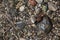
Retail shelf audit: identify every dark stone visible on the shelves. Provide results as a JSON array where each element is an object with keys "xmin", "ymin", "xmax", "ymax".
[
  {"xmin": 16, "ymin": 21, "xmax": 26, "ymax": 29},
  {"xmin": 36, "ymin": 16, "xmax": 53, "ymax": 34}
]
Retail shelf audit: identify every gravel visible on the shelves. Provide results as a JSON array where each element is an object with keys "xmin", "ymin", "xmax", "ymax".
[{"xmin": 0, "ymin": 0, "xmax": 60, "ymax": 40}]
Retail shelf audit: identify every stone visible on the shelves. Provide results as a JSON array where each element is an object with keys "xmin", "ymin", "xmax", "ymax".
[
  {"xmin": 36, "ymin": 16, "xmax": 52, "ymax": 34},
  {"xmin": 27, "ymin": 32, "xmax": 32, "ymax": 36},
  {"xmin": 29, "ymin": 0, "xmax": 37, "ymax": 6},
  {"xmin": 19, "ymin": 5, "xmax": 25, "ymax": 12},
  {"xmin": 42, "ymin": 5, "xmax": 48, "ymax": 12},
  {"xmin": 48, "ymin": 2, "xmax": 57, "ymax": 11},
  {"xmin": 44, "ymin": 0, "xmax": 48, "ymax": 2},
  {"xmin": 36, "ymin": 0, "xmax": 43, "ymax": 3},
  {"xmin": 16, "ymin": 21, "xmax": 26, "ymax": 29},
  {"xmin": 35, "ymin": 6, "xmax": 41, "ymax": 14}
]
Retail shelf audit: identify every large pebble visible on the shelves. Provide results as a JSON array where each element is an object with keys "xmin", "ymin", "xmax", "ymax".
[
  {"xmin": 19, "ymin": 5, "xmax": 25, "ymax": 12},
  {"xmin": 30, "ymin": 15, "xmax": 36, "ymax": 23},
  {"xmin": 36, "ymin": 16, "xmax": 52, "ymax": 34},
  {"xmin": 48, "ymin": 2, "xmax": 57, "ymax": 11},
  {"xmin": 35, "ymin": 6, "xmax": 41, "ymax": 14},
  {"xmin": 42, "ymin": 5, "xmax": 48, "ymax": 12}
]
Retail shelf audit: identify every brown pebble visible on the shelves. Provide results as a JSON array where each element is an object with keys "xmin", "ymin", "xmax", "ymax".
[
  {"xmin": 36, "ymin": 12, "xmax": 45, "ymax": 22},
  {"xmin": 29, "ymin": 0, "xmax": 37, "ymax": 6}
]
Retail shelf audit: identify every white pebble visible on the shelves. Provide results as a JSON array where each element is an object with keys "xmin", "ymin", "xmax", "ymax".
[
  {"xmin": 19, "ymin": 5, "xmax": 25, "ymax": 12},
  {"xmin": 36, "ymin": 0, "xmax": 43, "ymax": 3},
  {"xmin": 30, "ymin": 15, "xmax": 36, "ymax": 23}
]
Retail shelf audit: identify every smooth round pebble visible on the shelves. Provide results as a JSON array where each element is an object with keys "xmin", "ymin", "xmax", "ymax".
[{"xmin": 19, "ymin": 5, "xmax": 25, "ymax": 12}]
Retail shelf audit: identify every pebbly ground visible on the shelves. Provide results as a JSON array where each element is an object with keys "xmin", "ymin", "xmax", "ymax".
[{"xmin": 0, "ymin": 0, "xmax": 60, "ymax": 40}]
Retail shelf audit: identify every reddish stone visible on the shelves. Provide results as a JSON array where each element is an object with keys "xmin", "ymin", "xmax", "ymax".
[
  {"xmin": 36, "ymin": 13, "xmax": 45, "ymax": 22},
  {"xmin": 29, "ymin": 0, "xmax": 37, "ymax": 6}
]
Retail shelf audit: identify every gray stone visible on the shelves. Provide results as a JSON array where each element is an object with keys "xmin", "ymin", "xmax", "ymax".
[
  {"xmin": 48, "ymin": 2, "xmax": 57, "ymax": 11},
  {"xmin": 36, "ymin": 16, "xmax": 52, "ymax": 34},
  {"xmin": 16, "ymin": 21, "xmax": 26, "ymax": 29}
]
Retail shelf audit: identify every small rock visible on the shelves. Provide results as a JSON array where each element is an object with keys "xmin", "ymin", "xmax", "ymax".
[
  {"xmin": 16, "ymin": 21, "xmax": 26, "ymax": 29},
  {"xmin": 30, "ymin": 15, "xmax": 36, "ymax": 23},
  {"xmin": 19, "ymin": 5, "xmax": 25, "ymax": 12},
  {"xmin": 56, "ymin": 1, "xmax": 60, "ymax": 6},
  {"xmin": 9, "ymin": 8, "xmax": 17, "ymax": 16},
  {"xmin": 42, "ymin": 5, "xmax": 48, "ymax": 12},
  {"xmin": 20, "ymin": 38, "xmax": 26, "ymax": 40},
  {"xmin": 38, "ymin": 4, "xmax": 41, "ymax": 7},
  {"xmin": 36, "ymin": 0, "xmax": 43, "ymax": 3},
  {"xmin": 36, "ymin": 16, "xmax": 52, "ymax": 34},
  {"xmin": 48, "ymin": 2, "xmax": 57, "ymax": 11},
  {"xmin": 29, "ymin": 0, "xmax": 37, "ymax": 6}
]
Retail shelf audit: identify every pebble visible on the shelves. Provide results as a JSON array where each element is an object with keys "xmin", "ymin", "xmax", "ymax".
[
  {"xmin": 36, "ymin": 0, "xmax": 43, "ymax": 3},
  {"xmin": 16, "ymin": 21, "xmax": 26, "ymax": 29},
  {"xmin": 48, "ymin": 2, "xmax": 57, "ymax": 11},
  {"xmin": 27, "ymin": 32, "xmax": 32, "ymax": 36},
  {"xmin": 19, "ymin": 5, "xmax": 25, "ymax": 12},
  {"xmin": 29, "ymin": 0, "xmax": 37, "ymax": 6},
  {"xmin": 30, "ymin": 15, "xmax": 36, "ymax": 23},
  {"xmin": 42, "ymin": 5, "xmax": 47, "ymax": 12},
  {"xmin": 35, "ymin": 6, "xmax": 41, "ymax": 14},
  {"xmin": 20, "ymin": 38, "xmax": 26, "ymax": 40},
  {"xmin": 36, "ymin": 16, "xmax": 52, "ymax": 34}
]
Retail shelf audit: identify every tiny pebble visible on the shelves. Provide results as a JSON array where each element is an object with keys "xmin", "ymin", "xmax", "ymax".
[
  {"xmin": 36, "ymin": 0, "xmax": 43, "ymax": 3},
  {"xmin": 29, "ymin": 0, "xmax": 37, "ymax": 6},
  {"xmin": 20, "ymin": 38, "xmax": 26, "ymax": 40},
  {"xmin": 19, "ymin": 5, "xmax": 25, "ymax": 12}
]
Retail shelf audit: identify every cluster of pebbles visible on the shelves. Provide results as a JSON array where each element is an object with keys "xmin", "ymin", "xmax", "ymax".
[{"xmin": 0, "ymin": 0, "xmax": 60, "ymax": 40}]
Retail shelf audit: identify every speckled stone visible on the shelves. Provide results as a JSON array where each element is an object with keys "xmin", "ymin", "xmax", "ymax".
[
  {"xmin": 16, "ymin": 21, "xmax": 26, "ymax": 29},
  {"xmin": 36, "ymin": 16, "xmax": 52, "ymax": 34}
]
